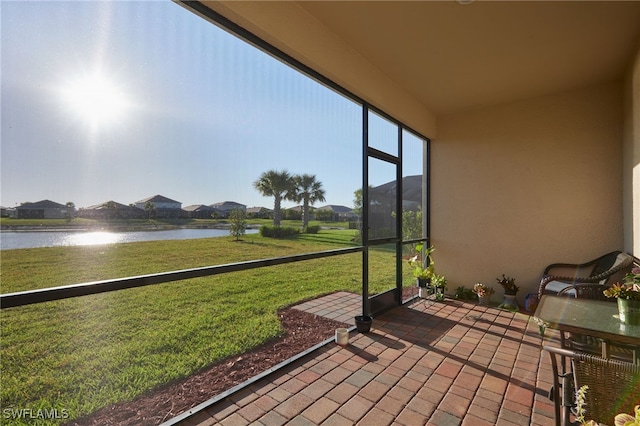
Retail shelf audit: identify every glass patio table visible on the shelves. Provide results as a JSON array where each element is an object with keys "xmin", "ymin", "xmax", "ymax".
[
  {"xmin": 535, "ymin": 295, "xmax": 640, "ymax": 426},
  {"xmin": 534, "ymin": 295, "xmax": 640, "ymax": 361}
]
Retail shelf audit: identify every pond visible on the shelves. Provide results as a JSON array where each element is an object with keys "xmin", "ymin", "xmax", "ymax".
[{"xmin": 0, "ymin": 228, "xmax": 259, "ymax": 250}]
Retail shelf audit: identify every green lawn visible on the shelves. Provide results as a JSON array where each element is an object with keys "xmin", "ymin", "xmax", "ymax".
[{"xmin": 1, "ymin": 230, "xmax": 414, "ymax": 424}]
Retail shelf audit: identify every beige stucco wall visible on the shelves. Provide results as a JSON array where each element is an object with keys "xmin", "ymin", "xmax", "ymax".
[
  {"xmin": 623, "ymin": 41, "xmax": 640, "ymax": 255},
  {"xmin": 433, "ymin": 82, "xmax": 624, "ymax": 301}
]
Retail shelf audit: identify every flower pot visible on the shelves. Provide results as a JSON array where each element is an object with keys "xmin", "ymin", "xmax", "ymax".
[
  {"xmin": 416, "ymin": 278, "xmax": 431, "ymax": 288},
  {"xmin": 418, "ymin": 287, "xmax": 430, "ymax": 299},
  {"xmin": 478, "ymin": 295, "xmax": 488, "ymax": 306},
  {"xmin": 617, "ymin": 298, "xmax": 640, "ymax": 326},
  {"xmin": 434, "ymin": 286, "xmax": 446, "ymax": 301},
  {"xmin": 355, "ymin": 315, "xmax": 373, "ymax": 333},
  {"xmin": 335, "ymin": 328, "xmax": 349, "ymax": 346},
  {"xmin": 417, "ymin": 278, "xmax": 432, "ymax": 298},
  {"xmin": 499, "ymin": 294, "xmax": 519, "ymax": 311}
]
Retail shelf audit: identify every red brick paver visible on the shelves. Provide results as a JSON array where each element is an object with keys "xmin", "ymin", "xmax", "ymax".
[{"xmin": 170, "ymin": 294, "xmax": 558, "ymax": 425}]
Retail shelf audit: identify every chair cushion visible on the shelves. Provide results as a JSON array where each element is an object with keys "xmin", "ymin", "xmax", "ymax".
[{"xmin": 542, "ymin": 280, "xmax": 576, "ymax": 297}]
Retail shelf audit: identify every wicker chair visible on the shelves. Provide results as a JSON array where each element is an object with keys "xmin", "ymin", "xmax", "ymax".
[
  {"xmin": 538, "ymin": 251, "xmax": 635, "ymax": 300},
  {"xmin": 544, "ymin": 346, "xmax": 640, "ymax": 426},
  {"xmin": 561, "ymin": 332, "xmax": 638, "ymax": 363}
]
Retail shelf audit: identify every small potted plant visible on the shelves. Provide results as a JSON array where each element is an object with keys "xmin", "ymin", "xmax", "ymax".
[
  {"xmin": 408, "ymin": 244, "xmax": 435, "ymax": 298},
  {"xmin": 497, "ymin": 274, "xmax": 519, "ymax": 311},
  {"xmin": 603, "ymin": 267, "xmax": 640, "ymax": 325},
  {"xmin": 431, "ymin": 273, "xmax": 447, "ymax": 301},
  {"xmin": 473, "ymin": 282, "xmax": 495, "ymax": 306}
]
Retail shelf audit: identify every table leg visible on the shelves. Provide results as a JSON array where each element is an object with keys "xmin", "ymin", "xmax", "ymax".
[
  {"xmin": 560, "ymin": 370, "xmax": 574, "ymax": 426},
  {"xmin": 600, "ymin": 338, "xmax": 610, "ymax": 359}
]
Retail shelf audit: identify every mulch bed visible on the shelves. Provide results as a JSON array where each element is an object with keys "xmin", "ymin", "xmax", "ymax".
[{"xmin": 67, "ymin": 307, "xmax": 348, "ymax": 426}]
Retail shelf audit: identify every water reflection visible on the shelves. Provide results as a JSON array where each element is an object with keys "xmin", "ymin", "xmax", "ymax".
[
  {"xmin": 1, "ymin": 228, "xmax": 258, "ymax": 250},
  {"xmin": 66, "ymin": 231, "xmax": 125, "ymax": 246}
]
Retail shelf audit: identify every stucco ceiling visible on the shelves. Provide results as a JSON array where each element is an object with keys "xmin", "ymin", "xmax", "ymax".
[
  {"xmin": 202, "ymin": 1, "xmax": 640, "ymax": 116},
  {"xmin": 295, "ymin": 1, "xmax": 640, "ymax": 114}
]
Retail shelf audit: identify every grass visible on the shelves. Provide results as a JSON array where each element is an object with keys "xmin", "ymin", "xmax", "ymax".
[{"xmin": 1, "ymin": 229, "xmax": 415, "ymax": 424}]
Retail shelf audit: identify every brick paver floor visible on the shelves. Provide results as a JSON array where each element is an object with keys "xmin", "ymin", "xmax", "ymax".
[{"xmin": 168, "ymin": 293, "xmax": 559, "ymax": 425}]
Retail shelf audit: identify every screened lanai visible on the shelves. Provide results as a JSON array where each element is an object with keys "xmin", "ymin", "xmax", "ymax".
[{"xmin": 2, "ymin": 1, "xmax": 640, "ymax": 425}]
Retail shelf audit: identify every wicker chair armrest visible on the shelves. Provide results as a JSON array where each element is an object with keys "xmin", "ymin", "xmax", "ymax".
[
  {"xmin": 543, "ymin": 260, "xmax": 598, "ymax": 276},
  {"xmin": 540, "ymin": 274, "xmax": 600, "ymax": 286}
]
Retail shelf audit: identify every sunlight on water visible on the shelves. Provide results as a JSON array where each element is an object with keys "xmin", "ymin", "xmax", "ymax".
[
  {"xmin": 65, "ymin": 231, "xmax": 124, "ymax": 246},
  {"xmin": 1, "ymin": 228, "xmax": 259, "ymax": 250}
]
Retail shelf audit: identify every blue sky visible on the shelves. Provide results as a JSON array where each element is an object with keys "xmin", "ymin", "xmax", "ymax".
[{"xmin": 1, "ymin": 1, "xmax": 422, "ymax": 210}]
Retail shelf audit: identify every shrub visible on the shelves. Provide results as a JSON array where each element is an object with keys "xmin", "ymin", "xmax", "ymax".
[
  {"xmin": 304, "ymin": 225, "xmax": 320, "ymax": 234},
  {"xmin": 454, "ymin": 286, "xmax": 478, "ymax": 301},
  {"xmin": 259, "ymin": 225, "xmax": 299, "ymax": 238},
  {"xmin": 228, "ymin": 209, "xmax": 247, "ymax": 241}
]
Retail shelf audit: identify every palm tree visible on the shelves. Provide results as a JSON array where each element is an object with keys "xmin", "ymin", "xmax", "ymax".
[
  {"xmin": 294, "ymin": 174, "xmax": 326, "ymax": 229},
  {"xmin": 253, "ymin": 170, "xmax": 296, "ymax": 226}
]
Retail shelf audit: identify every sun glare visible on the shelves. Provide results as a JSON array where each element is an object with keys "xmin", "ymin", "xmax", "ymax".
[{"xmin": 62, "ymin": 73, "xmax": 128, "ymax": 127}]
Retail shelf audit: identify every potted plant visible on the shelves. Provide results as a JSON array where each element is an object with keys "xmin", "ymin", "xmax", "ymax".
[
  {"xmin": 575, "ymin": 385, "xmax": 640, "ymax": 426},
  {"xmin": 408, "ymin": 244, "xmax": 435, "ymax": 298},
  {"xmin": 497, "ymin": 274, "xmax": 519, "ymax": 311},
  {"xmin": 603, "ymin": 267, "xmax": 640, "ymax": 325},
  {"xmin": 473, "ymin": 282, "xmax": 495, "ymax": 306},
  {"xmin": 431, "ymin": 273, "xmax": 447, "ymax": 301}
]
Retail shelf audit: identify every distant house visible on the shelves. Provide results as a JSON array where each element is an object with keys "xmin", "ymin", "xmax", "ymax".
[
  {"xmin": 78, "ymin": 201, "xmax": 145, "ymax": 220},
  {"xmin": 283, "ymin": 205, "xmax": 303, "ymax": 220},
  {"xmin": 316, "ymin": 205, "xmax": 356, "ymax": 221},
  {"xmin": 246, "ymin": 206, "xmax": 272, "ymax": 219},
  {"xmin": 209, "ymin": 201, "xmax": 246, "ymax": 218},
  {"xmin": 370, "ymin": 175, "xmax": 422, "ymax": 211},
  {"xmin": 14, "ymin": 200, "xmax": 73, "ymax": 219},
  {"xmin": 183, "ymin": 204, "xmax": 223, "ymax": 219},
  {"xmin": 134, "ymin": 195, "xmax": 184, "ymax": 218}
]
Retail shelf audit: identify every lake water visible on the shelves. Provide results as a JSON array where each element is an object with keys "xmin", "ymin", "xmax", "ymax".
[{"xmin": 0, "ymin": 228, "xmax": 259, "ymax": 250}]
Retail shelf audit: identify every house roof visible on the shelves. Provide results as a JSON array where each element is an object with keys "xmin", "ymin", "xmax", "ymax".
[
  {"xmin": 183, "ymin": 204, "xmax": 217, "ymax": 212},
  {"xmin": 247, "ymin": 206, "xmax": 272, "ymax": 213},
  {"xmin": 16, "ymin": 199, "xmax": 66, "ymax": 209},
  {"xmin": 84, "ymin": 201, "xmax": 140, "ymax": 210},
  {"xmin": 210, "ymin": 201, "xmax": 246, "ymax": 208},
  {"xmin": 135, "ymin": 195, "xmax": 181, "ymax": 205},
  {"xmin": 370, "ymin": 175, "xmax": 423, "ymax": 204},
  {"xmin": 317, "ymin": 205, "xmax": 353, "ymax": 214}
]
